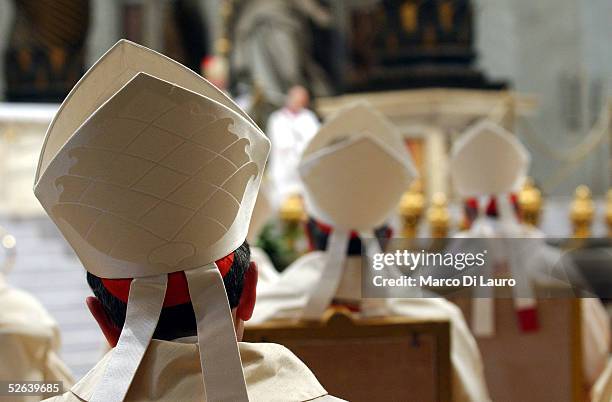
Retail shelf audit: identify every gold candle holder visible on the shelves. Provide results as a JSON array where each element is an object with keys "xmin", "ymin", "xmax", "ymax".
[
  {"xmin": 399, "ymin": 179, "xmax": 425, "ymax": 238},
  {"xmin": 606, "ymin": 189, "xmax": 612, "ymax": 238},
  {"xmin": 279, "ymin": 194, "xmax": 306, "ymax": 252},
  {"xmin": 518, "ymin": 177, "xmax": 542, "ymax": 227},
  {"xmin": 570, "ymin": 185, "xmax": 594, "ymax": 238},
  {"xmin": 280, "ymin": 194, "xmax": 306, "ymax": 223},
  {"xmin": 427, "ymin": 192, "xmax": 450, "ymax": 239}
]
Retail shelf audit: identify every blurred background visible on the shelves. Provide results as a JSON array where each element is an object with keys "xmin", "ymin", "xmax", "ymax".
[{"xmin": 0, "ymin": 0, "xmax": 610, "ymax": 379}]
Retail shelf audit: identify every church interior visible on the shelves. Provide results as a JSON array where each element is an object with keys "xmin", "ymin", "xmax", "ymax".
[{"xmin": 0, "ymin": 1, "xmax": 611, "ymax": 401}]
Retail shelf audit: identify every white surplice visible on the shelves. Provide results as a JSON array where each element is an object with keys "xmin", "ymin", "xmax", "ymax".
[{"xmin": 267, "ymin": 108, "xmax": 320, "ymax": 205}]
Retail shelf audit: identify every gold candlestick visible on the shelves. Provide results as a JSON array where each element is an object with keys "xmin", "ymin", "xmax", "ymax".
[
  {"xmin": 280, "ymin": 194, "xmax": 306, "ymax": 223},
  {"xmin": 427, "ymin": 192, "xmax": 450, "ymax": 239},
  {"xmin": 570, "ymin": 185, "xmax": 594, "ymax": 238},
  {"xmin": 518, "ymin": 177, "xmax": 542, "ymax": 227},
  {"xmin": 280, "ymin": 194, "xmax": 306, "ymax": 252},
  {"xmin": 399, "ymin": 179, "xmax": 425, "ymax": 238}
]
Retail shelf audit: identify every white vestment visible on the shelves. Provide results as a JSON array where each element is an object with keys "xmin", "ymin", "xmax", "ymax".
[
  {"xmin": 267, "ymin": 108, "xmax": 320, "ymax": 205},
  {"xmin": 250, "ymin": 252, "xmax": 491, "ymax": 402},
  {"xmin": 0, "ymin": 274, "xmax": 74, "ymax": 401},
  {"xmin": 44, "ymin": 340, "xmax": 343, "ymax": 402}
]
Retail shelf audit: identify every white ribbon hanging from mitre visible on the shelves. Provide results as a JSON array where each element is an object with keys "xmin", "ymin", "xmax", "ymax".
[
  {"xmin": 298, "ymin": 102, "xmax": 417, "ymax": 320},
  {"xmin": 450, "ymin": 120, "xmax": 535, "ymax": 337},
  {"xmin": 34, "ymin": 41, "xmax": 269, "ymax": 402}
]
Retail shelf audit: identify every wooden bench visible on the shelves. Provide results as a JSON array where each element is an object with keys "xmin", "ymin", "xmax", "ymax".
[
  {"xmin": 450, "ymin": 296, "xmax": 584, "ymax": 402},
  {"xmin": 243, "ymin": 308, "xmax": 452, "ymax": 402}
]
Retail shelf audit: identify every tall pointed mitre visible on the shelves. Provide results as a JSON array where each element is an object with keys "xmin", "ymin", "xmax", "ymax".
[
  {"xmin": 34, "ymin": 40, "xmax": 269, "ymax": 402},
  {"xmin": 298, "ymin": 101, "xmax": 417, "ymax": 319},
  {"xmin": 450, "ymin": 120, "xmax": 529, "ymax": 198},
  {"xmin": 300, "ymin": 101, "xmax": 416, "ymax": 230}
]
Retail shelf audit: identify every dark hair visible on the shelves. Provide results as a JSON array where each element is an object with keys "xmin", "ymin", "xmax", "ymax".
[
  {"xmin": 87, "ymin": 241, "xmax": 251, "ymax": 340},
  {"xmin": 305, "ymin": 218, "xmax": 391, "ymax": 255}
]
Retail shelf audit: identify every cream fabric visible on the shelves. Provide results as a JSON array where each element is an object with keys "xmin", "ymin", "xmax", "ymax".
[
  {"xmin": 581, "ymin": 298, "xmax": 610, "ymax": 388},
  {"xmin": 44, "ymin": 341, "xmax": 343, "ymax": 402},
  {"xmin": 90, "ymin": 276, "xmax": 167, "ymax": 402},
  {"xmin": 0, "ymin": 274, "xmax": 74, "ymax": 402},
  {"xmin": 592, "ymin": 358, "xmax": 612, "ymax": 402},
  {"xmin": 185, "ymin": 265, "xmax": 249, "ymax": 401},
  {"xmin": 250, "ymin": 252, "xmax": 491, "ymax": 402}
]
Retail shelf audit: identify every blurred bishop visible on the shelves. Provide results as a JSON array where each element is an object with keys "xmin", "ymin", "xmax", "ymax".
[
  {"xmin": 37, "ymin": 40, "xmax": 343, "ymax": 402},
  {"xmin": 450, "ymin": 120, "xmax": 611, "ymax": 400},
  {"xmin": 0, "ymin": 230, "xmax": 74, "ymax": 401},
  {"xmin": 251, "ymin": 102, "xmax": 491, "ymax": 402},
  {"xmin": 267, "ymin": 85, "xmax": 320, "ymax": 207}
]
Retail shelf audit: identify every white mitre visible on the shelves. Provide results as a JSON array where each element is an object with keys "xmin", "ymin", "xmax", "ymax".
[
  {"xmin": 298, "ymin": 101, "xmax": 417, "ymax": 319},
  {"xmin": 450, "ymin": 120, "xmax": 529, "ymax": 199},
  {"xmin": 34, "ymin": 40, "xmax": 269, "ymax": 402}
]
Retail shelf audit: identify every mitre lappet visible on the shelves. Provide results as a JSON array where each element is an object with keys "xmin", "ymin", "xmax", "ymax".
[
  {"xmin": 449, "ymin": 120, "xmax": 536, "ymax": 336},
  {"xmin": 297, "ymin": 101, "xmax": 417, "ymax": 319},
  {"xmin": 34, "ymin": 40, "xmax": 269, "ymax": 402}
]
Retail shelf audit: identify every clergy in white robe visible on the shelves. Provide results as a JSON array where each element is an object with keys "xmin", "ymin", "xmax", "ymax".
[
  {"xmin": 456, "ymin": 197, "xmax": 611, "ymax": 392},
  {"xmin": 250, "ymin": 102, "xmax": 491, "ymax": 402},
  {"xmin": 251, "ymin": 225, "xmax": 491, "ymax": 402},
  {"xmin": 267, "ymin": 86, "xmax": 320, "ymax": 206},
  {"xmin": 35, "ymin": 39, "xmax": 343, "ymax": 402},
  {"xmin": 0, "ymin": 273, "xmax": 74, "ymax": 401},
  {"xmin": 447, "ymin": 120, "xmax": 611, "ymax": 397}
]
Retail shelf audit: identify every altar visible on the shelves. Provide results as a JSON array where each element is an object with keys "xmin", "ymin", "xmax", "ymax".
[{"xmin": 0, "ymin": 103, "xmax": 58, "ymax": 217}]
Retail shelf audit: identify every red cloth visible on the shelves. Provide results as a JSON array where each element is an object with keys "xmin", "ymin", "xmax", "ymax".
[
  {"xmin": 517, "ymin": 307, "xmax": 540, "ymax": 332},
  {"xmin": 101, "ymin": 253, "xmax": 235, "ymax": 307}
]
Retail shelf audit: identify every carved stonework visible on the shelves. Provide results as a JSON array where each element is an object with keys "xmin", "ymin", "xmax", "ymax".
[{"xmin": 329, "ymin": 0, "xmax": 505, "ymax": 93}]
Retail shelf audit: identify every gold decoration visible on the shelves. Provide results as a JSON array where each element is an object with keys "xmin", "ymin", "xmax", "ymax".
[
  {"xmin": 280, "ymin": 194, "xmax": 306, "ymax": 253},
  {"xmin": 570, "ymin": 185, "xmax": 594, "ymax": 238},
  {"xmin": 400, "ymin": 2, "xmax": 419, "ymax": 33},
  {"xmin": 423, "ymin": 25, "xmax": 437, "ymax": 47},
  {"xmin": 439, "ymin": 1, "xmax": 454, "ymax": 32},
  {"xmin": 215, "ymin": 38, "xmax": 232, "ymax": 57},
  {"xmin": 606, "ymin": 189, "xmax": 612, "ymax": 238},
  {"xmin": 399, "ymin": 179, "xmax": 425, "ymax": 238},
  {"xmin": 216, "ymin": 0, "xmax": 234, "ymax": 58},
  {"xmin": 427, "ymin": 192, "xmax": 450, "ymax": 238},
  {"xmin": 280, "ymin": 194, "xmax": 306, "ymax": 223},
  {"xmin": 518, "ymin": 177, "xmax": 542, "ymax": 227}
]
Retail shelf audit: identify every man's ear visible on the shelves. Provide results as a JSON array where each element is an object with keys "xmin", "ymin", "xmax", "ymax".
[
  {"xmin": 236, "ymin": 261, "xmax": 258, "ymax": 321},
  {"xmin": 86, "ymin": 296, "xmax": 121, "ymax": 347}
]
